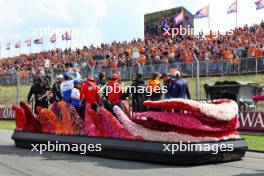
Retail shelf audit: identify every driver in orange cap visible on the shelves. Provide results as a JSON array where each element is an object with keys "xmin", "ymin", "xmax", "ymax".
[{"xmin": 80, "ymin": 75, "xmax": 100, "ymax": 111}]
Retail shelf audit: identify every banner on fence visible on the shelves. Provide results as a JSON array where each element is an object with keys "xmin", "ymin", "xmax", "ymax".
[
  {"xmin": 0, "ymin": 108, "xmax": 15, "ymax": 120},
  {"xmin": 238, "ymin": 111, "xmax": 264, "ymax": 132}
]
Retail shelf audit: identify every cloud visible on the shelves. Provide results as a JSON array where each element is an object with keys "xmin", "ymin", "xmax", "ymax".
[
  {"xmin": 34, "ymin": 0, "xmax": 107, "ymax": 24},
  {"xmin": 0, "ymin": 0, "xmax": 108, "ymax": 56},
  {"xmin": 135, "ymin": 0, "xmax": 174, "ymax": 14}
]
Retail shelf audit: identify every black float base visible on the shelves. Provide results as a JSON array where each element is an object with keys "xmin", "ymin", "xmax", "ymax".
[{"xmin": 12, "ymin": 130, "xmax": 247, "ymax": 165}]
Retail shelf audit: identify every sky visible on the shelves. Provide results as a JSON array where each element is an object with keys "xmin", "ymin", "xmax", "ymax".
[{"xmin": 0, "ymin": 0, "xmax": 263, "ymax": 57}]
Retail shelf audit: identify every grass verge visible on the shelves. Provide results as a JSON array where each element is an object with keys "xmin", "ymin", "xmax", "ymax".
[
  {"xmin": 0, "ymin": 120, "xmax": 15, "ymax": 130},
  {"xmin": 241, "ymin": 134, "xmax": 264, "ymax": 151}
]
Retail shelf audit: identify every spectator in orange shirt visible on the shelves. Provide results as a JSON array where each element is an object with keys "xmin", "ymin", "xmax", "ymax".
[
  {"xmin": 139, "ymin": 55, "xmax": 146, "ymax": 65},
  {"xmin": 223, "ymin": 48, "xmax": 231, "ymax": 60},
  {"xmin": 255, "ymin": 46, "xmax": 262, "ymax": 57}
]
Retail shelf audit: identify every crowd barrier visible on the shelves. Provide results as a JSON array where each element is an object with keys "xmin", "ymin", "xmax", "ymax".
[{"xmin": 0, "ymin": 57, "xmax": 263, "ymax": 86}]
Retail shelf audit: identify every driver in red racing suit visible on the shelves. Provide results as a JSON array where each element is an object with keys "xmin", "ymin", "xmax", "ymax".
[
  {"xmin": 107, "ymin": 73, "xmax": 124, "ymax": 111},
  {"xmin": 80, "ymin": 76, "xmax": 100, "ymax": 112}
]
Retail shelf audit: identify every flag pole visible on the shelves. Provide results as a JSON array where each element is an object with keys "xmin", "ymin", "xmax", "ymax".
[
  {"xmin": 70, "ymin": 30, "xmax": 72, "ymax": 49},
  {"xmin": 30, "ymin": 38, "xmax": 32, "ymax": 54},
  {"xmin": 0, "ymin": 43, "xmax": 1, "ymax": 59},
  {"xmin": 236, "ymin": 0, "xmax": 238, "ymax": 28},
  {"xmin": 208, "ymin": 5, "xmax": 210, "ymax": 30},
  {"xmin": 41, "ymin": 40, "xmax": 43, "ymax": 52},
  {"xmin": 54, "ymin": 35, "xmax": 57, "ymax": 50}
]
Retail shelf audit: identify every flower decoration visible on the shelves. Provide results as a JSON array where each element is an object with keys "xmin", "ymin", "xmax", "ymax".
[
  {"xmin": 98, "ymin": 107, "xmax": 141, "ymax": 140},
  {"xmin": 57, "ymin": 101, "xmax": 74, "ymax": 135},
  {"xmin": 84, "ymin": 107, "xmax": 97, "ymax": 136},
  {"xmin": 113, "ymin": 106, "xmax": 239, "ymax": 142},
  {"xmin": 143, "ymin": 99, "xmax": 238, "ymax": 121},
  {"xmin": 19, "ymin": 102, "xmax": 41, "ymax": 132},
  {"xmin": 12, "ymin": 105, "xmax": 26, "ymax": 131},
  {"xmin": 37, "ymin": 108, "xmax": 63, "ymax": 135},
  {"xmin": 87, "ymin": 108, "xmax": 111, "ymax": 137},
  {"xmin": 16, "ymin": 99, "xmax": 241, "ymax": 143},
  {"xmin": 133, "ymin": 111, "xmax": 238, "ymax": 132},
  {"xmin": 121, "ymin": 101, "xmax": 130, "ymax": 117},
  {"xmin": 66, "ymin": 104, "xmax": 85, "ymax": 136}
]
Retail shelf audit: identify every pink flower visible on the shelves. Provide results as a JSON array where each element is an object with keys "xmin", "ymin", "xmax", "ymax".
[
  {"xmin": 133, "ymin": 111, "xmax": 238, "ymax": 132},
  {"xmin": 144, "ymin": 99, "xmax": 238, "ymax": 121},
  {"xmin": 98, "ymin": 107, "xmax": 142, "ymax": 140},
  {"xmin": 113, "ymin": 106, "xmax": 239, "ymax": 142}
]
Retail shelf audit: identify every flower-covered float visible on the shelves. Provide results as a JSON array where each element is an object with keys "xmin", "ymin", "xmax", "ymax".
[{"xmin": 12, "ymin": 99, "xmax": 247, "ymax": 165}]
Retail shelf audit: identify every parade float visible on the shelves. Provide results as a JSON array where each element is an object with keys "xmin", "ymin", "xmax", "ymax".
[{"xmin": 12, "ymin": 99, "xmax": 247, "ymax": 165}]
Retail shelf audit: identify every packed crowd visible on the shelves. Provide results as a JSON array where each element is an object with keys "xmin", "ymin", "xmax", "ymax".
[{"xmin": 0, "ymin": 21, "xmax": 264, "ymax": 77}]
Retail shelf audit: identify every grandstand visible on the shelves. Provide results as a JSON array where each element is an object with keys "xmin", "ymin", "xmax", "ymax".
[
  {"xmin": 0, "ymin": 21, "xmax": 263, "ymax": 83},
  {"xmin": 144, "ymin": 7, "xmax": 194, "ymax": 37}
]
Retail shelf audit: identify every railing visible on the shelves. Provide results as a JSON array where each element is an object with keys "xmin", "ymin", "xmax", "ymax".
[
  {"xmin": 0, "ymin": 56, "xmax": 263, "ymax": 86},
  {"xmin": 88, "ymin": 56, "xmax": 264, "ymax": 80}
]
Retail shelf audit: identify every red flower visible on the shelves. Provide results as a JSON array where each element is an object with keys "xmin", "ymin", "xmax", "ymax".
[
  {"xmin": 132, "ymin": 119, "xmax": 238, "ymax": 138},
  {"xmin": 113, "ymin": 106, "xmax": 239, "ymax": 142},
  {"xmin": 50, "ymin": 101, "xmax": 58, "ymax": 114},
  {"xmin": 57, "ymin": 101, "xmax": 74, "ymax": 135},
  {"xmin": 66, "ymin": 104, "xmax": 85, "ymax": 136},
  {"xmin": 19, "ymin": 102, "xmax": 41, "ymax": 132},
  {"xmin": 86, "ymin": 108, "xmax": 111, "ymax": 137},
  {"xmin": 37, "ymin": 108, "xmax": 63, "ymax": 135},
  {"xmin": 84, "ymin": 106, "xmax": 97, "ymax": 136},
  {"xmin": 98, "ymin": 107, "xmax": 139, "ymax": 140},
  {"xmin": 143, "ymin": 99, "xmax": 238, "ymax": 121},
  {"xmin": 133, "ymin": 111, "xmax": 238, "ymax": 132},
  {"xmin": 12, "ymin": 105, "xmax": 26, "ymax": 131}
]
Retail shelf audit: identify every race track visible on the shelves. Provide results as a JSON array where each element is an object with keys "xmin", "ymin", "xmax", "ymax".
[{"xmin": 0, "ymin": 129, "xmax": 263, "ymax": 176}]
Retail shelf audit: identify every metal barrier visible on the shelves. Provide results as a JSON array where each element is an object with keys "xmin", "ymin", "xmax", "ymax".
[{"xmin": 0, "ymin": 57, "xmax": 263, "ymax": 86}]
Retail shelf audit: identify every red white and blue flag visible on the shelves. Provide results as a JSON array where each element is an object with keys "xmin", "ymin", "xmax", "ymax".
[
  {"xmin": 6, "ymin": 43, "xmax": 10, "ymax": 50},
  {"xmin": 34, "ymin": 37, "xmax": 43, "ymax": 44},
  {"xmin": 25, "ymin": 39, "xmax": 31, "ymax": 47},
  {"xmin": 255, "ymin": 0, "xmax": 264, "ymax": 10},
  {"xmin": 62, "ymin": 31, "xmax": 71, "ymax": 41},
  {"xmin": 227, "ymin": 0, "xmax": 237, "ymax": 14},
  {"xmin": 50, "ymin": 33, "xmax": 56, "ymax": 43},
  {"xmin": 15, "ymin": 41, "xmax": 20, "ymax": 48},
  {"xmin": 174, "ymin": 10, "xmax": 184, "ymax": 25},
  {"xmin": 194, "ymin": 5, "xmax": 209, "ymax": 18}
]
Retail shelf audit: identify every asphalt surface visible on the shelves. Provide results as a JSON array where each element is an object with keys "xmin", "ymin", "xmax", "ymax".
[{"xmin": 0, "ymin": 129, "xmax": 264, "ymax": 176}]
